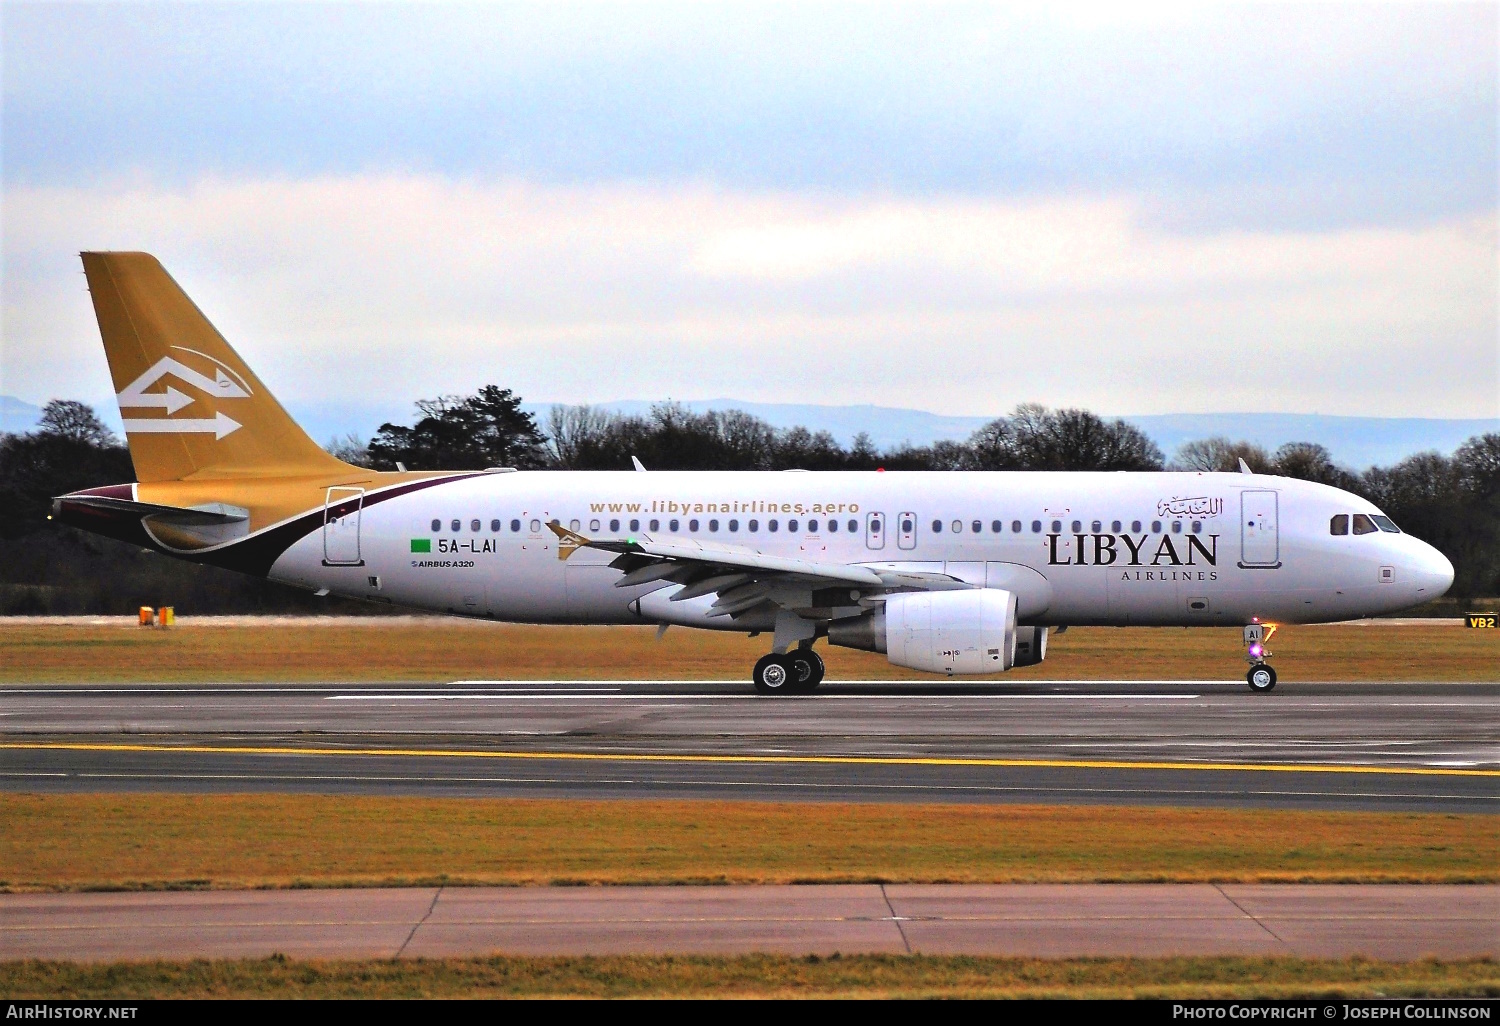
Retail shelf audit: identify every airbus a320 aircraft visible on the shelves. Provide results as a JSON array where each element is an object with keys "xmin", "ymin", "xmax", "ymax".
[{"xmin": 54, "ymin": 253, "xmax": 1455, "ymax": 693}]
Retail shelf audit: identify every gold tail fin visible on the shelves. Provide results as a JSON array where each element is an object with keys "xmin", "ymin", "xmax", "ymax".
[{"xmin": 81, "ymin": 252, "xmax": 347, "ymax": 483}]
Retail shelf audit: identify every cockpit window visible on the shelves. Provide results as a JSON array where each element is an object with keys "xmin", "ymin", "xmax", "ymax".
[
  {"xmin": 1352, "ymin": 513, "xmax": 1378, "ymax": 535},
  {"xmin": 1330, "ymin": 514, "xmax": 1349, "ymax": 536},
  {"xmin": 1371, "ymin": 515, "xmax": 1401, "ymax": 533}
]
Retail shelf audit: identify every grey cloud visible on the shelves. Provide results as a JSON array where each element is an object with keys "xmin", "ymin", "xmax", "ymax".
[{"xmin": 3, "ymin": 3, "xmax": 1493, "ymax": 231}]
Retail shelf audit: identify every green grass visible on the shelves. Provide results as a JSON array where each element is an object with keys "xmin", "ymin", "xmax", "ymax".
[
  {"xmin": 2, "ymin": 795, "xmax": 1495, "ymax": 890},
  {"xmin": 4, "ymin": 954, "xmax": 1497, "ymax": 999}
]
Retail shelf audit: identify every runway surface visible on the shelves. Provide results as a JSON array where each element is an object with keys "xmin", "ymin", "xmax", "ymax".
[
  {"xmin": 2, "ymin": 679, "xmax": 1495, "ymax": 811},
  {"xmin": 4, "ymin": 885, "xmax": 1495, "ymax": 961}
]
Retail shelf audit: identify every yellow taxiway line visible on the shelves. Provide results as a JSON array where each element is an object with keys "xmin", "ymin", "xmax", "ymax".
[{"xmin": 1, "ymin": 741, "xmax": 1496, "ymax": 778}]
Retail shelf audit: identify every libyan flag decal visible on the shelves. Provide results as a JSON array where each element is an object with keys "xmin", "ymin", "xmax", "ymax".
[{"xmin": 410, "ymin": 539, "xmax": 432, "ymax": 553}]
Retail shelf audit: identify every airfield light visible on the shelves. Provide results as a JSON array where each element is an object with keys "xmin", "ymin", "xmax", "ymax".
[{"xmin": 1248, "ymin": 643, "xmax": 1263, "ymax": 659}]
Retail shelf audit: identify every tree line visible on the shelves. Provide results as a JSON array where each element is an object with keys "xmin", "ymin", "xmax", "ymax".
[{"xmin": 3, "ymin": 392, "xmax": 1497, "ymax": 613}]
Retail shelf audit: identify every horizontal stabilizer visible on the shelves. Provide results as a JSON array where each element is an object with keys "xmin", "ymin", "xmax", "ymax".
[{"xmin": 54, "ymin": 494, "xmax": 249, "ymax": 524}]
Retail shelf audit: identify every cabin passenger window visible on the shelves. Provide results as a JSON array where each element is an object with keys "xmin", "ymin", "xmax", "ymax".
[
  {"xmin": 490, "ymin": 519, "xmax": 500, "ymax": 532},
  {"xmin": 1152, "ymin": 521, "xmax": 1162, "ymax": 533},
  {"xmin": 669, "ymin": 519, "xmax": 680, "ymax": 532},
  {"xmin": 972, "ymin": 520, "xmax": 982, "ymax": 534},
  {"xmin": 431, "ymin": 519, "xmax": 441, "ymax": 531},
  {"xmin": 689, "ymin": 519, "xmax": 699, "ymax": 532},
  {"xmin": 610, "ymin": 519, "xmax": 620, "ymax": 532},
  {"xmin": 952, "ymin": 520, "xmax": 962, "ymax": 534},
  {"xmin": 1131, "ymin": 520, "xmax": 1142, "ymax": 533},
  {"xmin": 847, "ymin": 519, "xmax": 857, "ymax": 532},
  {"xmin": 1091, "ymin": 520, "xmax": 1101, "ymax": 533},
  {"xmin": 1371, "ymin": 515, "xmax": 1401, "ymax": 533},
  {"xmin": 1171, "ymin": 521, "xmax": 1182, "ymax": 533},
  {"xmin": 932, "ymin": 520, "xmax": 943, "ymax": 533},
  {"xmin": 590, "ymin": 519, "xmax": 601, "ymax": 532},
  {"xmin": 1111, "ymin": 520, "xmax": 1122, "ymax": 533},
  {"xmin": 471, "ymin": 519, "xmax": 481, "ymax": 532},
  {"xmin": 1012, "ymin": 520, "xmax": 1022, "ymax": 533},
  {"xmin": 788, "ymin": 519, "xmax": 799, "ymax": 532},
  {"xmin": 902, "ymin": 517, "xmax": 914, "ymax": 533},
  {"xmin": 808, "ymin": 519, "xmax": 818, "ymax": 532},
  {"xmin": 1071, "ymin": 520, "xmax": 1081, "ymax": 534},
  {"xmin": 991, "ymin": 520, "xmax": 1002, "ymax": 533},
  {"xmin": 769, "ymin": 519, "xmax": 779, "ymax": 532},
  {"xmin": 510, "ymin": 519, "xmax": 521, "ymax": 532},
  {"xmin": 827, "ymin": 519, "xmax": 837, "ymax": 532},
  {"xmin": 1051, "ymin": 520, "xmax": 1062, "ymax": 533},
  {"xmin": 451, "ymin": 519, "xmax": 461, "ymax": 532},
  {"xmin": 749, "ymin": 519, "xmax": 759, "ymax": 532},
  {"xmin": 529, "ymin": 519, "xmax": 541, "ymax": 532},
  {"xmin": 728, "ymin": 519, "xmax": 739, "ymax": 532},
  {"xmin": 1330, "ymin": 514, "xmax": 1349, "ymax": 535},
  {"xmin": 1191, "ymin": 521, "xmax": 1202, "ymax": 534},
  {"xmin": 708, "ymin": 519, "xmax": 719, "ymax": 532},
  {"xmin": 1352, "ymin": 513, "xmax": 1378, "ymax": 535},
  {"xmin": 629, "ymin": 519, "xmax": 640, "ymax": 532},
  {"xmin": 649, "ymin": 519, "xmax": 660, "ymax": 531}
]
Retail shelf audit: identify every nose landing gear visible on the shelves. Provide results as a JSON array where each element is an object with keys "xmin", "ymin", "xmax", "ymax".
[
  {"xmin": 751, "ymin": 646, "xmax": 825, "ymax": 695},
  {"xmin": 1243, "ymin": 623, "xmax": 1279, "ymax": 692}
]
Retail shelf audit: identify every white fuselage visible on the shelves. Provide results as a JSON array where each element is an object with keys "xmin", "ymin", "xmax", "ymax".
[{"xmin": 269, "ymin": 470, "xmax": 1454, "ymax": 628}]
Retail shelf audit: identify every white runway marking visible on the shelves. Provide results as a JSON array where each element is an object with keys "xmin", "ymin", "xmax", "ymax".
[
  {"xmin": 328, "ymin": 693, "xmax": 1203, "ymax": 701},
  {"xmin": 327, "ymin": 688, "xmax": 621, "ymax": 700}
]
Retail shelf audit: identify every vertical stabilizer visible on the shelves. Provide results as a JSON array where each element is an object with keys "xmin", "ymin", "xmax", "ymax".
[{"xmin": 81, "ymin": 252, "xmax": 346, "ymax": 483}]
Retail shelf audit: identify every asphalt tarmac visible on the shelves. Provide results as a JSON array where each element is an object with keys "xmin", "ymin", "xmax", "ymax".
[
  {"xmin": 2, "ymin": 679, "xmax": 1495, "ymax": 811},
  {"xmin": 4, "ymin": 885, "xmax": 1496, "ymax": 961}
]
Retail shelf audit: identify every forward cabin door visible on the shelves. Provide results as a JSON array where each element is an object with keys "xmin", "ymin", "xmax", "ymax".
[
  {"xmin": 1240, "ymin": 489, "xmax": 1280, "ymax": 568},
  {"xmin": 322, "ymin": 486, "xmax": 364, "ymax": 566}
]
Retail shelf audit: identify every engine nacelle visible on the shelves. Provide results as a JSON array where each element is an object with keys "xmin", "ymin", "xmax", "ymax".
[
  {"xmin": 829, "ymin": 589, "xmax": 1018, "ymax": 674},
  {"xmin": 1012, "ymin": 625, "xmax": 1047, "ymax": 668}
]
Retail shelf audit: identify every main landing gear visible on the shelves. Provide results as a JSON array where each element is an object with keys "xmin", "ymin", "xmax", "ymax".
[
  {"xmin": 1243, "ymin": 623, "xmax": 1279, "ymax": 692},
  {"xmin": 751, "ymin": 647, "xmax": 825, "ymax": 695}
]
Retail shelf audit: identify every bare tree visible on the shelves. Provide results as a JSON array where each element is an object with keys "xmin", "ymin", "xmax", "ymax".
[
  {"xmin": 1171, "ymin": 436, "xmax": 1273, "ymax": 473},
  {"xmin": 37, "ymin": 400, "xmax": 116, "ymax": 447}
]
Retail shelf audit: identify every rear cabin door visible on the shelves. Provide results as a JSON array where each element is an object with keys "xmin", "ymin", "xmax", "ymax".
[
  {"xmin": 322, "ymin": 486, "xmax": 364, "ymax": 566},
  {"xmin": 1240, "ymin": 490, "xmax": 1280, "ymax": 567}
]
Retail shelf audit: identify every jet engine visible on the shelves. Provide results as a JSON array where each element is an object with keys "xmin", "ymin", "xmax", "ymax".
[{"xmin": 828, "ymin": 589, "xmax": 1019, "ymax": 673}]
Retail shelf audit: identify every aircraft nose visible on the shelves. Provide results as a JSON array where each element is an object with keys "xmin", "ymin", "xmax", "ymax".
[{"xmin": 1410, "ymin": 541, "xmax": 1454, "ymax": 598}]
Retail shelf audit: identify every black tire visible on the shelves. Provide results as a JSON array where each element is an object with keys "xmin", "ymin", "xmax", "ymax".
[
  {"xmin": 752, "ymin": 653, "xmax": 795, "ymax": 695},
  {"xmin": 788, "ymin": 649, "xmax": 825, "ymax": 693},
  {"xmin": 1246, "ymin": 664, "xmax": 1277, "ymax": 692}
]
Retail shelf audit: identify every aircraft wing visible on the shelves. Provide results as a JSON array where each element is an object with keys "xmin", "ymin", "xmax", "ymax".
[{"xmin": 546, "ymin": 522, "xmax": 969, "ymax": 621}]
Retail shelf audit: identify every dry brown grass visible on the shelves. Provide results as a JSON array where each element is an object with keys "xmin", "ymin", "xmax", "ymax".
[
  {"xmin": 1, "ymin": 794, "xmax": 1494, "ymax": 891},
  {"xmin": 4, "ymin": 953, "xmax": 1497, "ymax": 999},
  {"xmin": 1, "ymin": 620, "xmax": 1496, "ymax": 683}
]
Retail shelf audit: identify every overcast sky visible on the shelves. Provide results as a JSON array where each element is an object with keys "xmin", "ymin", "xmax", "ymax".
[{"xmin": 2, "ymin": 2, "xmax": 1495, "ymax": 421}]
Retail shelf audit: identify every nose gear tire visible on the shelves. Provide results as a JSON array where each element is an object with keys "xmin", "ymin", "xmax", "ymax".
[{"xmin": 1246, "ymin": 664, "xmax": 1277, "ymax": 692}]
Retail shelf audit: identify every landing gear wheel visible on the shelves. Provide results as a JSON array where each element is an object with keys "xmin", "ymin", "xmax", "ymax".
[
  {"xmin": 788, "ymin": 649, "xmax": 825, "ymax": 693},
  {"xmin": 752, "ymin": 653, "xmax": 795, "ymax": 695},
  {"xmin": 1246, "ymin": 664, "xmax": 1277, "ymax": 692}
]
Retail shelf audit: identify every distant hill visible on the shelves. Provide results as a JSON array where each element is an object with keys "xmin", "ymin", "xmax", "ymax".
[
  {"xmin": 0, "ymin": 395, "xmax": 42, "ymax": 434},
  {"xmin": 5, "ymin": 393, "xmax": 1494, "ymax": 470}
]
